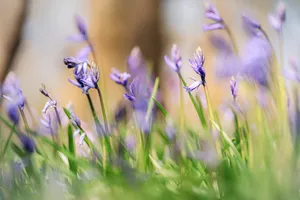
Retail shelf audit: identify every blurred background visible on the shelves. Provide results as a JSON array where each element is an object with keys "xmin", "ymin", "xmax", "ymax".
[{"xmin": 0, "ymin": 0, "xmax": 300, "ymax": 125}]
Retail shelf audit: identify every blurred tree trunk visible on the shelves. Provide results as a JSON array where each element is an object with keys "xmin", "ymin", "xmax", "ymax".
[{"xmin": 89, "ymin": 0, "xmax": 161, "ymax": 112}]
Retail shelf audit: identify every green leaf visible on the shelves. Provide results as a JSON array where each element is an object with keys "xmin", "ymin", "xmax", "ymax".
[
  {"xmin": 68, "ymin": 124, "xmax": 78, "ymax": 174},
  {"xmin": 153, "ymin": 97, "xmax": 168, "ymax": 118}
]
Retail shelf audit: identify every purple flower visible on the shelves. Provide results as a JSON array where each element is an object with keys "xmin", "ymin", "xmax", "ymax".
[
  {"xmin": 268, "ymin": 2, "xmax": 286, "ymax": 32},
  {"xmin": 242, "ymin": 14, "xmax": 262, "ymax": 36},
  {"xmin": 71, "ymin": 113, "xmax": 81, "ymax": 128},
  {"xmin": 127, "ymin": 47, "xmax": 146, "ymax": 78},
  {"xmin": 2, "ymin": 72, "xmax": 25, "ymax": 110},
  {"xmin": 284, "ymin": 57, "xmax": 300, "ymax": 82},
  {"xmin": 76, "ymin": 45, "xmax": 92, "ymax": 60},
  {"xmin": 110, "ymin": 68, "xmax": 131, "ymax": 87},
  {"xmin": 42, "ymin": 100, "xmax": 57, "ymax": 114},
  {"xmin": 66, "ymin": 61, "xmax": 100, "ymax": 93},
  {"xmin": 5, "ymin": 103, "xmax": 19, "ymax": 124},
  {"xmin": 189, "ymin": 47, "xmax": 206, "ymax": 85},
  {"xmin": 75, "ymin": 15, "xmax": 87, "ymax": 37},
  {"xmin": 203, "ymin": 2, "xmax": 225, "ymax": 32},
  {"xmin": 165, "ymin": 120, "xmax": 176, "ymax": 141},
  {"xmin": 164, "ymin": 44, "xmax": 182, "ymax": 73},
  {"xmin": 184, "ymin": 81, "xmax": 202, "ymax": 93},
  {"xmin": 230, "ymin": 77, "xmax": 238, "ymax": 101},
  {"xmin": 125, "ymin": 135, "xmax": 136, "ymax": 151},
  {"xmin": 241, "ymin": 37, "xmax": 272, "ymax": 87},
  {"xmin": 63, "ymin": 57, "xmax": 88, "ymax": 74},
  {"xmin": 20, "ymin": 135, "xmax": 35, "ymax": 154}
]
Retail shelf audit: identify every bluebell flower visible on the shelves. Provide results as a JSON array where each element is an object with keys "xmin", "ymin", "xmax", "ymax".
[
  {"xmin": 5, "ymin": 103, "xmax": 19, "ymax": 124},
  {"xmin": 184, "ymin": 81, "xmax": 202, "ymax": 93},
  {"xmin": 284, "ymin": 57, "xmax": 300, "ymax": 82},
  {"xmin": 189, "ymin": 47, "xmax": 206, "ymax": 85},
  {"xmin": 242, "ymin": 14, "xmax": 262, "ymax": 36},
  {"xmin": 127, "ymin": 47, "xmax": 146, "ymax": 78},
  {"xmin": 230, "ymin": 77, "xmax": 238, "ymax": 101},
  {"xmin": 268, "ymin": 2, "xmax": 286, "ymax": 32},
  {"xmin": 203, "ymin": 2, "xmax": 225, "ymax": 32},
  {"xmin": 67, "ymin": 15, "xmax": 91, "ymax": 60},
  {"xmin": 164, "ymin": 44, "xmax": 182, "ymax": 73},
  {"xmin": 110, "ymin": 68, "xmax": 131, "ymax": 87},
  {"xmin": 2, "ymin": 72, "xmax": 25, "ymax": 110},
  {"xmin": 19, "ymin": 135, "xmax": 35, "ymax": 154}
]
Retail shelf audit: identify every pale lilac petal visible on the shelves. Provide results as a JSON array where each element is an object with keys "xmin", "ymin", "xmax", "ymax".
[
  {"xmin": 76, "ymin": 46, "xmax": 92, "ymax": 60},
  {"xmin": 75, "ymin": 15, "xmax": 87, "ymax": 36},
  {"xmin": 164, "ymin": 55, "xmax": 177, "ymax": 72},
  {"xmin": 68, "ymin": 79, "xmax": 82, "ymax": 88},
  {"xmin": 268, "ymin": 14, "xmax": 281, "ymax": 32},
  {"xmin": 184, "ymin": 81, "xmax": 202, "ymax": 93},
  {"xmin": 205, "ymin": 12, "xmax": 222, "ymax": 22},
  {"xmin": 67, "ymin": 34, "xmax": 86, "ymax": 42},
  {"xmin": 202, "ymin": 23, "xmax": 225, "ymax": 32}
]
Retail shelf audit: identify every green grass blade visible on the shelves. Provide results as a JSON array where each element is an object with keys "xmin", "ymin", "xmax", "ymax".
[{"xmin": 68, "ymin": 124, "xmax": 78, "ymax": 174}]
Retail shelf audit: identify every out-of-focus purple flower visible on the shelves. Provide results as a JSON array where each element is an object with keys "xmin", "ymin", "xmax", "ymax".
[
  {"xmin": 165, "ymin": 119, "xmax": 176, "ymax": 141},
  {"xmin": 2, "ymin": 72, "xmax": 25, "ymax": 110},
  {"xmin": 230, "ymin": 77, "xmax": 238, "ymax": 101},
  {"xmin": 70, "ymin": 110, "xmax": 81, "ymax": 127},
  {"xmin": 241, "ymin": 37, "xmax": 272, "ymax": 87},
  {"xmin": 164, "ymin": 44, "xmax": 182, "ymax": 73},
  {"xmin": 20, "ymin": 135, "xmax": 35, "ymax": 154},
  {"xmin": 203, "ymin": 2, "xmax": 225, "ymax": 32},
  {"xmin": 40, "ymin": 112, "xmax": 59, "ymax": 136},
  {"xmin": 124, "ymin": 78, "xmax": 150, "ymax": 106},
  {"xmin": 75, "ymin": 15, "xmax": 87, "ymax": 37},
  {"xmin": 242, "ymin": 14, "xmax": 262, "ymax": 36},
  {"xmin": 110, "ymin": 68, "xmax": 131, "ymax": 87},
  {"xmin": 184, "ymin": 81, "xmax": 202, "ymax": 93},
  {"xmin": 5, "ymin": 103, "xmax": 19, "ymax": 124},
  {"xmin": 268, "ymin": 2, "xmax": 286, "ymax": 32},
  {"xmin": 189, "ymin": 47, "xmax": 206, "ymax": 85},
  {"xmin": 127, "ymin": 47, "xmax": 146, "ymax": 78},
  {"xmin": 284, "ymin": 57, "xmax": 300, "ymax": 82},
  {"xmin": 76, "ymin": 45, "xmax": 92, "ymax": 60},
  {"xmin": 125, "ymin": 135, "xmax": 136, "ymax": 151}
]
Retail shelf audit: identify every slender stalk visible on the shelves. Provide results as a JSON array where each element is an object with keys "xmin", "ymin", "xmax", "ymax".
[
  {"xmin": 225, "ymin": 27, "xmax": 238, "ymax": 54},
  {"xmin": 178, "ymin": 73, "xmax": 207, "ymax": 129},
  {"xmin": 1, "ymin": 124, "xmax": 16, "ymax": 160},
  {"xmin": 179, "ymin": 80, "xmax": 185, "ymax": 133},
  {"xmin": 25, "ymin": 101, "xmax": 36, "ymax": 127},
  {"xmin": 95, "ymin": 85, "xmax": 109, "ymax": 133},
  {"xmin": 85, "ymin": 92, "xmax": 104, "ymax": 135},
  {"xmin": 19, "ymin": 108, "xmax": 30, "ymax": 131}
]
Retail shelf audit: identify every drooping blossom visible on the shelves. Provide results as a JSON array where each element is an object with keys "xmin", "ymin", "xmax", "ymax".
[
  {"xmin": 19, "ymin": 135, "xmax": 35, "ymax": 154},
  {"xmin": 202, "ymin": 2, "xmax": 225, "ymax": 31},
  {"xmin": 184, "ymin": 81, "xmax": 202, "ymax": 93},
  {"xmin": 5, "ymin": 103, "xmax": 19, "ymax": 124},
  {"xmin": 65, "ymin": 60, "xmax": 100, "ymax": 93},
  {"xmin": 68, "ymin": 15, "xmax": 92, "ymax": 60},
  {"xmin": 110, "ymin": 68, "xmax": 131, "ymax": 88},
  {"xmin": 164, "ymin": 44, "xmax": 182, "ymax": 73},
  {"xmin": 284, "ymin": 57, "xmax": 300, "ymax": 82},
  {"xmin": 189, "ymin": 47, "xmax": 206, "ymax": 85},
  {"xmin": 241, "ymin": 37, "xmax": 272, "ymax": 87},
  {"xmin": 2, "ymin": 72, "xmax": 25, "ymax": 110},
  {"xmin": 230, "ymin": 77, "xmax": 238, "ymax": 101},
  {"xmin": 42, "ymin": 100, "xmax": 57, "ymax": 114},
  {"xmin": 127, "ymin": 47, "xmax": 147, "ymax": 78},
  {"xmin": 242, "ymin": 14, "xmax": 262, "ymax": 36},
  {"xmin": 268, "ymin": 2, "xmax": 286, "ymax": 32},
  {"xmin": 184, "ymin": 48, "xmax": 206, "ymax": 93}
]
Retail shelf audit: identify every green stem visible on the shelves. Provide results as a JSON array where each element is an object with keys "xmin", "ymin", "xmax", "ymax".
[
  {"xmin": 178, "ymin": 73, "xmax": 207, "ymax": 129},
  {"xmin": 96, "ymin": 85, "xmax": 109, "ymax": 133},
  {"xmin": 1, "ymin": 124, "xmax": 16, "ymax": 160},
  {"xmin": 86, "ymin": 93, "xmax": 104, "ymax": 135},
  {"xmin": 225, "ymin": 27, "xmax": 239, "ymax": 54}
]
